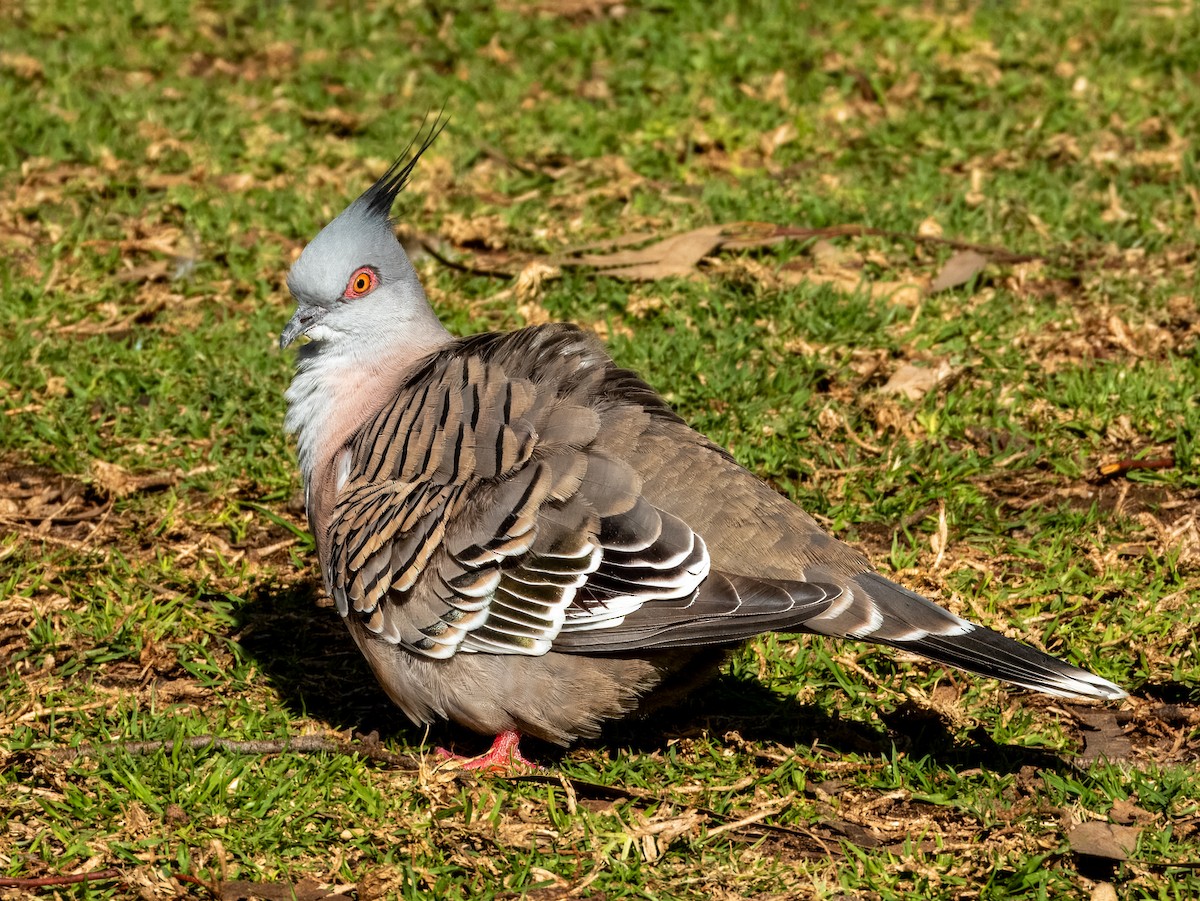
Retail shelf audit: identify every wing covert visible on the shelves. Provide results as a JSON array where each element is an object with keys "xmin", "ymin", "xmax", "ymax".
[{"xmin": 325, "ymin": 326, "xmax": 835, "ymax": 662}]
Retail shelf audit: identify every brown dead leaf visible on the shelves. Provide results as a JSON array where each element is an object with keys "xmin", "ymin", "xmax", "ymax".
[
  {"xmin": 928, "ymin": 250, "xmax": 990, "ymax": 294},
  {"xmin": 300, "ymin": 107, "xmax": 369, "ymax": 135},
  {"xmin": 810, "ymin": 239, "xmax": 848, "ymax": 270},
  {"xmin": 1075, "ymin": 708, "xmax": 1135, "ymax": 763},
  {"xmin": 89, "ymin": 461, "xmax": 178, "ymax": 499},
  {"xmin": 1100, "ymin": 182, "xmax": 1131, "ymax": 223},
  {"xmin": 478, "ymin": 35, "xmax": 512, "ymax": 65},
  {"xmin": 764, "ymin": 69, "xmax": 789, "ymax": 106},
  {"xmin": 938, "ymin": 41, "xmax": 1003, "ymax": 88},
  {"xmin": 516, "ymin": 296, "xmax": 552, "ymax": 327},
  {"xmin": 760, "ymin": 123, "xmax": 797, "ymax": 159},
  {"xmin": 441, "ymin": 212, "xmax": 508, "ymax": 250},
  {"xmin": 1067, "ymin": 821, "xmax": 1141, "ymax": 861},
  {"xmin": 514, "ymin": 261, "xmax": 560, "ymax": 300},
  {"xmin": 120, "ymin": 801, "xmax": 154, "ymax": 840},
  {"xmin": 627, "ymin": 809, "xmax": 706, "ymax": 863},
  {"xmin": 564, "ymin": 221, "xmax": 787, "ymax": 278},
  {"xmin": 879, "ymin": 360, "xmax": 954, "ymax": 401},
  {"xmin": 567, "ymin": 225, "xmax": 726, "ymax": 279},
  {"xmin": 872, "ymin": 281, "xmax": 925, "ymax": 306},
  {"xmin": 964, "ymin": 167, "xmax": 986, "ymax": 207},
  {"xmin": 0, "ymin": 51, "xmax": 43, "ymax": 80},
  {"xmin": 357, "ymin": 869, "xmax": 405, "ymax": 901},
  {"xmin": 1109, "ymin": 798, "xmax": 1157, "ymax": 826},
  {"xmin": 499, "ymin": 0, "xmax": 627, "ymax": 20},
  {"xmin": 626, "ymin": 290, "xmax": 665, "ymax": 318},
  {"xmin": 777, "ymin": 259, "xmax": 926, "ymax": 306},
  {"xmin": 1132, "ymin": 509, "xmax": 1200, "ymax": 567},
  {"xmin": 917, "ymin": 216, "xmax": 943, "ymax": 238},
  {"xmin": 577, "ymin": 62, "xmax": 613, "ymax": 101},
  {"xmin": 217, "ymin": 172, "xmax": 257, "ymax": 193},
  {"xmin": 90, "ymin": 461, "xmax": 139, "ymax": 499}
]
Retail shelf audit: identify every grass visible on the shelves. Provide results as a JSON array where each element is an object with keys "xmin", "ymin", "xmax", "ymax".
[{"xmin": 2, "ymin": 0, "xmax": 1198, "ymax": 898}]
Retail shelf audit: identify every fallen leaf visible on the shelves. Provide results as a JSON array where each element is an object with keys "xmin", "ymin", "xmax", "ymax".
[
  {"xmin": 0, "ymin": 51, "xmax": 43, "ymax": 80},
  {"xmin": 478, "ymin": 35, "xmax": 512, "ymax": 65},
  {"xmin": 964, "ymin": 167, "xmax": 986, "ymax": 206},
  {"xmin": 1075, "ymin": 708, "xmax": 1135, "ymax": 763},
  {"xmin": 628, "ymin": 809, "xmax": 706, "ymax": 862},
  {"xmin": 917, "ymin": 216, "xmax": 943, "ymax": 238},
  {"xmin": 879, "ymin": 360, "xmax": 954, "ymax": 401},
  {"xmin": 499, "ymin": 0, "xmax": 627, "ymax": 20},
  {"xmin": 1100, "ymin": 181, "xmax": 1131, "ymax": 223},
  {"xmin": 763, "ymin": 69, "xmax": 789, "ymax": 105},
  {"xmin": 928, "ymin": 250, "xmax": 989, "ymax": 294},
  {"xmin": 300, "ymin": 107, "xmax": 368, "ymax": 135},
  {"xmin": 1068, "ymin": 821, "xmax": 1141, "ymax": 861},
  {"xmin": 626, "ymin": 290, "xmax": 665, "ymax": 318},
  {"xmin": 89, "ymin": 461, "xmax": 178, "ymax": 498},
  {"xmin": 810, "ymin": 239, "xmax": 848, "ymax": 270},
  {"xmin": 441, "ymin": 212, "xmax": 508, "ymax": 250},
  {"xmin": 1108, "ymin": 798, "xmax": 1156, "ymax": 825},
  {"xmin": 566, "ymin": 225, "xmax": 726, "ymax": 279},
  {"xmin": 870, "ymin": 280, "xmax": 924, "ymax": 306},
  {"xmin": 514, "ymin": 260, "xmax": 561, "ymax": 300},
  {"xmin": 760, "ymin": 123, "xmax": 797, "ymax": 158},
  {"xmin": 90, "ymin": 461, "xmax": 138, "ymax": 499}
]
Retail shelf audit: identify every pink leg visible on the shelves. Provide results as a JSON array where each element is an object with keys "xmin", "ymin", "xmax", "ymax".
[{"xmin": 435, "ymin": 730, "xmax": 539, "ymax": 772}]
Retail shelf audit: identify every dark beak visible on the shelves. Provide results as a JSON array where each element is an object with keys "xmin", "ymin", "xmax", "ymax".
[{"xmin": 279, "ymin": 306, "xmax": 321, "ymax": 350}]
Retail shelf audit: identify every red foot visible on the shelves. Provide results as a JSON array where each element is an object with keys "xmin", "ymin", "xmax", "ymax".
[{"xmin": 435, "ymin": 730, "xmax": 540, "ymax": 772}]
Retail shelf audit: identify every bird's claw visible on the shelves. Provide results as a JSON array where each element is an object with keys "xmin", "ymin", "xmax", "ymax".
[{"xmin": 435, "ymin": 730, "xmax": 541, "ymax": 773}]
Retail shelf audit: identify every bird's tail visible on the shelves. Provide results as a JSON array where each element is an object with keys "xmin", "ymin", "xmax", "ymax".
[{"xmin": 805, "ymin": 571, "xmax": 1126, "ymax": 701}]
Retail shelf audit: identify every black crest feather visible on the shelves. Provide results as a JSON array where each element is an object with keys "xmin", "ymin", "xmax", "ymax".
[{"xmin": 359, "ymin": 109, "xmax": 449, "ymax": 221}]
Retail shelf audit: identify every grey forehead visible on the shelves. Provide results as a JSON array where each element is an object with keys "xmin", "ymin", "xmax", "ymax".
[{"xmin": 287, "ymin": 202, "xmax": 396, "ymax": 303}]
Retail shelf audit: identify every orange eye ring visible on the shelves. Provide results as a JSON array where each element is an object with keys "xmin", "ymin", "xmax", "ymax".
[{"xmin": 344, "ymin": 266, "xmax": 378, "ymax": 299}]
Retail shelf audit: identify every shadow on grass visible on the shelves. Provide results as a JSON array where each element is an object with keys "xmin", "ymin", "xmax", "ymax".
[
  {"xmin": 236, "ymin": 580, "xmax": 1079, "ymax": 776},
  {"xmin": 594, "ymin": 675, "xmax": 1076, "ymax": 778},
  {"xmin": 234, "ymin": 580, "xmax": 421, "ymax": 742}
]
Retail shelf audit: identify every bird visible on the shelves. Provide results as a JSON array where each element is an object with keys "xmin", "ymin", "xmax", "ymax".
[{"xmin": 280, "ymin": 121, "xmax": 1126, "ymax": 771}]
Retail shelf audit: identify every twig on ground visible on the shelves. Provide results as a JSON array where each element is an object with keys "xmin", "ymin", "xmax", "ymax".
[
  {"xmin": 704, "ymin": 795, "xmax": 794, "ymax": 840},
  {"xmin": 0, "ymin": 521, "xmax": 112, "ymax": 556},
  {"xmin": 414, "ymin": 236, "xmax": 515, "ymax": 279},
  {"xmin": 0, "ymin": 868, "xmax": 121, "ymax": 888},
  {"xmin": 1097, "ymin": 455, "xmax": 1174, "ymax": 480},
  {"xmin": 250, "ymin": 536, "xmax": 299, "ymax": 560},
  {"xmin": 46, "ymin": 732, "xmax": 419, "ymax": 768}
]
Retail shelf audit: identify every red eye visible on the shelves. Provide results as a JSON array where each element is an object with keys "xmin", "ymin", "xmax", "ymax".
[{"xmin": 344, "ymin": 266, "xmax": 378, "ymax": 298}]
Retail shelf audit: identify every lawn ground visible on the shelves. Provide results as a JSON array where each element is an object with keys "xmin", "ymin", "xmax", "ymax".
[{"xmin": 1, "ymin": 2, "xmax": 1198, "ymax": 899}]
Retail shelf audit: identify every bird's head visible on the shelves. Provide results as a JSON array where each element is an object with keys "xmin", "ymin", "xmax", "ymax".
[{"xmin": 280, "ymin": 117, "xmax": 448, "ymax": 357}]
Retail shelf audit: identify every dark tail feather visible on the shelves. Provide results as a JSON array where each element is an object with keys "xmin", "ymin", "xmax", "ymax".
[
  {"xmin": 879, "ymin": 625, "xmax": 1127, "ymax": 701},
  {"xmin": 805, "ymin": 572, "xmax": 1127, "ymax": 701}
]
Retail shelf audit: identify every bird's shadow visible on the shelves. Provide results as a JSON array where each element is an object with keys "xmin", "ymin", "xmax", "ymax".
[{"xmin": 235, "ymin": 581, "xmax": 1076, "ymax": 777}]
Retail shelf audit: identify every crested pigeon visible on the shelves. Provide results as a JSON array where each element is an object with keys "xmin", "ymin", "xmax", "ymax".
[{"xmin": 280, "ymin": 124, "xmax": 1126, "ymax": 770}]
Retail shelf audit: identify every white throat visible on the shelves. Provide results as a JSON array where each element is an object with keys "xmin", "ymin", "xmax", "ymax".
[{"xmin": 284, "ymin": 327, "xmax": 451, "ymax": 487}]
